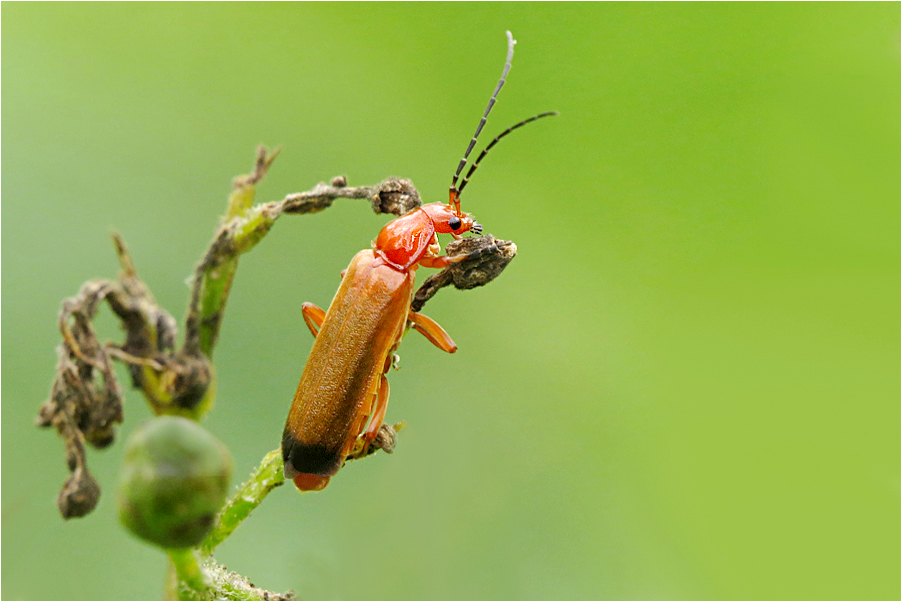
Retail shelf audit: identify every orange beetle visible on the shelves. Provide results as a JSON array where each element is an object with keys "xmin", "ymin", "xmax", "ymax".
[{"xmin": 281, "ymin": 31, "xmax": 556, "ymax": 491}]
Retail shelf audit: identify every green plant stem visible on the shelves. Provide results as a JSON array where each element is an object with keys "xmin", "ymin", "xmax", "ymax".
[
  {"xmin": 168, "ymin": 549, "xmax": 211, "ymax": 600},
  {"xmin": 200, "ymin": 449, "xmax": 285, "ymax": 556},
  {"xmin": 197, "ymin": 256, "xmax": 239, "ymax": 358},
  {"xmin": 196, "ymin": 150, "xmax": 273, "ymax": 358},
  {"xmin": 168, "ymin": 550, "xmax": 293, "ymax": 601}
]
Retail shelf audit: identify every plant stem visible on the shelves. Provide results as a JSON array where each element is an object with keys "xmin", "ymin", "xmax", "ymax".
[
  {"xmin": 201, "ymin": 449, "xmax": 285, "ymax": 556},
  {"xmin": 168, "ymin": 548, "xmax": 294, "ymax": 601},
  {"xmin": 193, "ymin": 147, "xmax": 277, "ymax": 358},
  {"xmin": 168, "ymin": 548, "xmax": 210, "ymax": 600}
]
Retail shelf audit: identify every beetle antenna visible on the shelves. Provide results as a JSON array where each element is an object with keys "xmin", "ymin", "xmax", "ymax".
[
  {"xmin": 456, "ymin": 111, "xmax": 558, "ymax": 197},
  {"xmin": 449, "ymin": 30, "xmax": 516, "ymax": 214}
]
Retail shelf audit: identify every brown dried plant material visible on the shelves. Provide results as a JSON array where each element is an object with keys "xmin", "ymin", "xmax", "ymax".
[
  {"xmin": 36, "ymin": 237, "xmax": 185, "ymax": 519},
  {"xmin": 412, "ymin": 235, "xmax": 518, "ymax": 312}
]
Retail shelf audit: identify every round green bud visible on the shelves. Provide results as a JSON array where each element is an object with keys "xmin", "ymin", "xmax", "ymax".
[{"xmin": 117, "ymin": 416, "xmax": 232, "ymax": 549}]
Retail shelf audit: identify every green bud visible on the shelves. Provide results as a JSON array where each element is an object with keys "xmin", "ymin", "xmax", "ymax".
[{"xmin": 117, "ymin": 416, "xmax": 232, "ymax": 549}]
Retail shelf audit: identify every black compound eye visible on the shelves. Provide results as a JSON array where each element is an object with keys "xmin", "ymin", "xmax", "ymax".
[{"xmin": 449, "ymin": 216, "xmax": 462, "ymax": 230}]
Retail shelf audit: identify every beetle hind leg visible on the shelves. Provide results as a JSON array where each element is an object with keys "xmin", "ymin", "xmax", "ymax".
[
  {"xmin": 301, "ymin": 302, "xmax": 326, "ymax": 337},
  {"xmin": 347, "ymin": 374, "xmax": 394, "ymax": 461}
]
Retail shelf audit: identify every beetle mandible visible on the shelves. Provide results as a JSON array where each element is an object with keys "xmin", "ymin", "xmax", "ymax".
[{"xmin": 281, "ymin": 31, "xmax": 556, "ymax": 491}]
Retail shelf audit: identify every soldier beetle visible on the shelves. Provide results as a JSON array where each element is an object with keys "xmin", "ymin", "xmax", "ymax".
[{"xmin": 281, "ymin": 31, "xmax": 556, "ymax": 491}]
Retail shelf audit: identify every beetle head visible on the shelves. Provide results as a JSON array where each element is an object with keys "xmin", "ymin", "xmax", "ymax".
[{"xmin": 421, "ymin": 202, "xmax": 481, "ymax": 239}]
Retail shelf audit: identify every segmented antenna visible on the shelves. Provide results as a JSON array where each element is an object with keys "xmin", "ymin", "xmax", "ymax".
[
  {"xmin": 449, "ymin": 30, "xmax": 516, "ymax": 213},
  {"xmin": 457, "ymin": 111, "xmax": 558, "ymax": 196}
]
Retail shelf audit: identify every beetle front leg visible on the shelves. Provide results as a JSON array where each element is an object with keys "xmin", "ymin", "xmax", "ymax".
[
  {"xmin": 418, "ymin": 240, "xmax": 504, "ymax": 270},
  {"xmin": 408, "ymin": 311, "xmax": 457, "ymax": 353},
  {"xmin": 301, "ymin": 302, "xmax": 326, "ymax": 337},
  {"xmin": 417, "ymin": 255, "xmax": 460, "ymax": 270}
]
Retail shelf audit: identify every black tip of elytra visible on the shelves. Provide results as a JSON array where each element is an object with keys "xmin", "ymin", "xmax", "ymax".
[{"xmin": 281, "ymin": 428, "xmax": 342, "ymax": 478}]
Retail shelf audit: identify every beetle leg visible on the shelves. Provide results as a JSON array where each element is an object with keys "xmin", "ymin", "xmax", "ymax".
[
  {"xmin": 348, "ymin": 374, "xmax": 391, "ymax": 460},
  {"xmin": 419, "ymin": 241, "xmax": 504, "ymax": 270},
  {"xmin": 417, "ymin": 255, "xmax": 460, "ymax": 269},
  {"xmin": 301, "ymin": 302, "xmax": 326, "ymax": 338},
  {"xmin": 364, "ymin": 374, "xmax": 391, "ymax": 448},
  {"xmin": 408, "ymin": 311, "xmax": 458, "ymax": 353}
]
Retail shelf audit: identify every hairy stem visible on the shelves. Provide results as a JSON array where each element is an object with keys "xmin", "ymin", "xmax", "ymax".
[
  {"xmin": 201, "ymin": 449, "xmax": 285, "ymax": 556},
  {"xmin": 190, "ymin": 147, "xmax": 278, "ymax": 358},
  {"xmin": 168, "ymin": 549, "xmax": 211, "ymax": 600}
]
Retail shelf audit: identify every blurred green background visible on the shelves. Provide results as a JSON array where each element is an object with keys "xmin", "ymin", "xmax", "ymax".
[{"xmin": 2, "ymin": 3, "xmax": 899, "ymax": 600}]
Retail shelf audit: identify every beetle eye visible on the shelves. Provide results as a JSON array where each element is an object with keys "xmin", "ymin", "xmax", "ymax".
[{"xmin": 449, "ymin": 216, "xmax": 462, "ymax": 230}]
